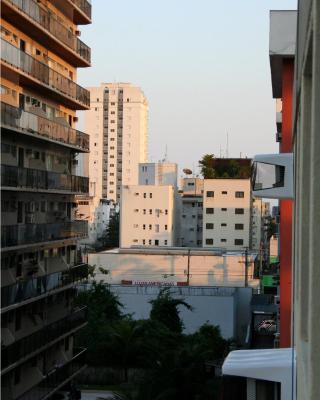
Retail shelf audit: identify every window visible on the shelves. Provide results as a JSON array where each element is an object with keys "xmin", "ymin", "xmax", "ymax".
[
  {"xmin": 221, "ymin": 208, "xmax": 227, "ymax": 211},
  {"xmin": 206, "ymin": 239, "xmax": 213, "ymax": 245},
  {"xmin": 235, "ymin": 208, "xmax": 244, "ymax": 214},
  {"xmin": 149, "ymin": 224, "xmax": 152, "ymax": 230},
  {"xmin": 155, "ymin": 224, "xmax": 159, "ymax": 233},
  {"xmin": 134, "ymin": 224, "xmax": 139, "ymax": 228},
  {"xmin": 165, "ymin": 209, "xmax": 168, "ymax": 215},
  {"xmin": 197, "ymin": 240, "xmax": 202, "ymax": 245},
  {"xmin": 149, "ymin": 209, "xmax": 152, "ymax": 214},
  {"xmin": 65, "ymin": 337, "xmax": 70, "ymax": 351},
  {"xmin": 192, "ymin": 202, "xmax": 195, "ymax": 207},
  {"xmin": 134, "ymin": 209, "xmax": 139, "ymax": 212},
  {"xmin": 143, "ymin": 224, "xmax": 146, "ymax": 230},
  {"xmin": 206, "ymin": 223, "xmax": 214, "ymax": 229},
  {"xmin": 14, "ymin": 367, "xmax": 21, "ymax": 384},
  {"xmin": 222, "ymin": 191, "xmax": 228, "ymax": 194},
  {"xmin": 155, "ymin": 240, "xmax": 159, "ymax": 246},
  {"xmin": 235, "ymin": 223, "xmax": 244, "ymax": 230},
  {"xmin": 143, "ymin": 239, "xmax": 146, "ymax": 245},
  {"xmin": 134, "ymin": 192, "xmax": 139, "ymax": 196},
  {"xmin": 149, "ymin": 240, "xmax": 152, "ymax": 245},
  {"xmin": 143, "ymin": 209, "xmax": 146, "ymax": 214},
  {"xmin": 133, "ymin": 239, "xmax": 138, "ymax": 243},
  {"xmin": 149, "ymin": 193, "xmax": 152, "ymax": 198},
  {"xmin": 235, "ymin": 191, "xmax": 244, "ymax": 198},
  {"xmin": 206, "ymin": 191, "xmax": 214, "ymax": 197},
  {"xmin": 206, "ymin": 208, "xmax": 214, "ymax": 214},
  {"xmin": 165, "ymin": 224, "xmax": 168, "ymax": 230},
  {"xmin": 235, "ymin": 239, "xmax": 244, "ymax": 245},
  {"xmin": 164, "ymin": 240, "xmax": 168, "ymax": 245},
  {"xmin": 143, "ymin": 193, "xmax": 146, "ymax": 198},
  {"xmin": 187, "ymin": 182, "xmax": 194, "ymax": 186},
  {"xmin": 221, "ymin": 223, "xmax": 227, "ymax": 227},
  {"xmin": 221, "ymin": 239, "xmax": 227, "ymax": 243}
]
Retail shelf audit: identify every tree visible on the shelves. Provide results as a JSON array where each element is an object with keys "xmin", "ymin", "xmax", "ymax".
[
  {"xmin": 199, "ymin": 154, "xmax": 215, "ymax": 179},
  {"xmin": 102, "ymin": 211, "xmax": 120, "ymax": 249},
  {"xmin": 149, "ymin": 288, "xmax": 193, "ymax": 334}
]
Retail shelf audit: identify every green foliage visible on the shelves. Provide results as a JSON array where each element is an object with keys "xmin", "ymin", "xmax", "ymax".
[
  {"xmin": 199, "ymin": 154, "xmax": 215, "ymax": 179},
  {"xmin": 103, "ymin": 212, "xmax": 120, "ymax": 249},
  {"xmin": 199, "ymin": 154, "xmax": 251, "ymax": 179},
  {"xmin": 150, "ymin": 288, "xmax": 193, "ymax": 334}
]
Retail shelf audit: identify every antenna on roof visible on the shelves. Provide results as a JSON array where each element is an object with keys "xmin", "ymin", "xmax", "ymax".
[
  {"xmin": 226, "ymin": 132, "xmax": 229, "ymax": 158},
  {"xmin": 163, "ymin": 145, "xmax": 168, "ymax": 162}
]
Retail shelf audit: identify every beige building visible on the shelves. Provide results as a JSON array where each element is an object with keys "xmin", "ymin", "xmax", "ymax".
[
  {"xmin": 202, "ymin": 179, "xmax": 251, "ymax": 250},
  {"xmin": 120, "ymin": 162, "xmax": 178, "ymax": 248},
  {"xmin": 83, "ymin": 82, "xmax": 148, "ymax": 204},
  {"xmin": 1, "ymin": 0, "xmax": 91, "ymax": 398}
]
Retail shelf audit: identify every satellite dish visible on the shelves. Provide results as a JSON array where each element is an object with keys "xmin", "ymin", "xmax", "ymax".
[{"xmin": 183, "ymin": 168, "xmax": 192, "ymax": 175}]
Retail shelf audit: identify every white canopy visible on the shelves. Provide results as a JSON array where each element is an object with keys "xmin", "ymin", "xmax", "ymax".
[{"xmin": 222, "ymin": 348, "xmax": 295, "ymax": 400}]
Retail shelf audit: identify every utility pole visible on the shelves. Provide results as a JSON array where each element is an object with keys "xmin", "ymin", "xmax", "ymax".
[{"xmin": 187, "ymin": 248, "xmax": 191, "ymax": 285}]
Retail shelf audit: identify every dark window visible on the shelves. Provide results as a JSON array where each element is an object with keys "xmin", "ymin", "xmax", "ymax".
[
  {"xmin": 235, "ymin": 239, "xmax": 244, "ymax": 245},
  {"xmin": 235, "ymin": 208, "xmax": 244, "ymax": 214},
  {"xmin": 222, "ymin": 191, "xmax": 228, "ymax": 194},
  {"xmin": 221, "ymin": 223, "xmax": 227, "ymax": 227},
  {"xmin": 221, "ymin": 239, "xmax": 227, "ymax": 242},
  {"xmin": 235, "ymin": 223, "xmax": 244, "ymax": 230},
  {"xmin": 235, "ymin": 191, "xmax": 244, "ymax": 198},
  {"xmin": 206, "ymin": 208, "xmax": 214, "ymax": 214},
  {"xmin": 155, "ymin": 240, "xmax": 159, "ymax": 246},
  {"xmin": 205, "ymin": 239, "xmax": 213, "ymax": 245},
  {"xmin": 206, "ymin": 223, "xmax": 214, "ymax": 229},
  {"xmin": 221, "ymin": 208, "xmax": 227, "ymax": 211},
  {"xmin": 143, "ymin": 193, "xmax": 146, "ymax": 198},
  {"xmin": 206, "ymin": 191, "xmax": 214, "ymax": 197}
]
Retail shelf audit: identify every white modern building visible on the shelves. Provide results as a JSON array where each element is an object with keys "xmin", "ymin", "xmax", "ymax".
[
  {"xmin": 120, "ymin": 162, "xmax": 179, "ymax": 248},
  {"xmin": 202, "ymin": 178, "xmax": 251, "ymax": 250},
  {"xmin": 180, "ymin": 178, "xmax": 204, "ymax": 247},
  {"xmin": 81, "ymin": 82, "xmax": 148, "ymax": 203}
]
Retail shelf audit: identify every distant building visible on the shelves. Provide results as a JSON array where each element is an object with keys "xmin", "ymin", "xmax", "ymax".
[
  {"xmin": 80, "ymin": 82, "xmax": 148, "ymax": 203},
  {"xmin": 180, "ymin": 178, "xmax": 203, "ymax": 247},
  {"xmin": 202, "ymin": 173, "xmax": 251, "ymax": 250},
  {"xmin": 251, "ymin": 198, "xmax": 271, "ymax": 251},
  {"xmin": 120, "ymin": 162, "xmax": 179, "ymax": 248}
]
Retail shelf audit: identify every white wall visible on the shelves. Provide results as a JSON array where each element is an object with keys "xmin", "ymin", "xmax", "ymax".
[{"xmin": 89, "ymin": 250, "xmax": 259, "ymax": 288}]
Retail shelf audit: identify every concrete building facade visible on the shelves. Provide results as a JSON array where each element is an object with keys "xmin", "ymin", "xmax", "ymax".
[
  {"xmin": 1, "ymin": 0, "xmax": 91, "ymax": 398},
  {"xmin": 202, "ymin": 178, "xmax": 251, "ymax": 250},
  {"xmin": 83, "ymin": 82, "xmax": 148, "ymax": 204}
]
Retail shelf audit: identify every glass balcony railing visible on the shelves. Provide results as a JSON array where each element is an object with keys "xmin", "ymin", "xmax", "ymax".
[
  {"xmin": 1, "ymin": 307, "xmax": 87, "ymax": 370},
  {"xmin": 16, "ymin": 348, "xmax": 86, "ymax": 400},
  {"xmin": 7, "ymin": 0, "xmax": 91, "ymax": 64},
  {"xmin": 1, "ymin": 221, "xmax": 88, "ymax": 248},
  {"xmin": 71, "ymin": 0, "xmax": 92, "ymax": 20},
  {"xmin": 1, "ymin": 39, "xmax": 90, "ymax": 108},
  {"xmin": 1, "ymin": 263, "xmax": 88, "ymax": 308},
  {"xmin": 1, "ymin": 102, "xmax": 89, "ymax": 151},
  {"xmin": 1, "ymin": 165, "xmax": 89, "ymax": 194}
]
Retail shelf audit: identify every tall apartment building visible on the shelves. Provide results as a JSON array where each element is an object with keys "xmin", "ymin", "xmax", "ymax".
[
  {"xmin": 120, "ymin": 162, "xmax": 179, "ymax": 248},
  {"xmin": 1, "ymin": 1, "xmax": 91, "ymax": 398},
  {"xmin": 84, "ymin": 82, "xmax": 148, "ymax": 204},
  {"xmin": 251, "ymin": 198, "xmax": 270, "ymax": 251},
  {"xmin": 180, "ymin": 178, "xmax": 203, "ymax": 247},
  {"xmin": 202, "ymin": 159, "xmax": 252, "ymax": 250}
]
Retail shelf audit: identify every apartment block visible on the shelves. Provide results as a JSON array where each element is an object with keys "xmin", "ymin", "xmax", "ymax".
[
  {"xmin": 202, "ymin": 178, "xmax": 251, "ymax": 250},
  {"xmin": 120, "ymin": 162, "xmax": 178, "ymax": 248},
  {"xmin": 251, "ymin": 198, "xmax": 270, "ymax": 251},
  {"xmin": 1, "ymin": 0, "xmax": 91, "ymax": 398},
  {"xmin": 180, "ymin": 178, "xmax": 203, "ymax": 247},
  {"xmin": 83, "ymin": 82, "xmax": 148, "ymax": 204}
]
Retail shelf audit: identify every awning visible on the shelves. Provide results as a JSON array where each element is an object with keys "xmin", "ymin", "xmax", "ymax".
[{"xmin": 222, "ymin": 348, "xmax": 295, "ymax": 400}]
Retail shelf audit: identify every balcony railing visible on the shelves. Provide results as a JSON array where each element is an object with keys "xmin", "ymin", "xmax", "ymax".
[
  {"xmin": 1, "ymin": 102, "xmax": 89, "ymax": 151},
  {"xmin": 1, "ymin": 39, "xmax": 90, "ymax": 108},
  {"xmin": 16, "ymin": 348, "xmax": 86, "ymax": 400},
  {"xmin": 1, "ymin": 221, "xmax": 88, "ymax": 248},
  {"xmin": 6, "ymin": 0, "xmax": 91, "ymax": 64},
  {"xmin": 71, "ymin": 0, "xmax": 92, "ymax": 20},
  {"xmin": 1, "ymin": 307, "xmax": 87, "ymax": 370},
  {"xmin": 1, "ymin": 165, "xmax": 89, "ymax": 194},
  {"xmin": 1, "ymin": 264, "xmax": 88, "ymax": 308}
]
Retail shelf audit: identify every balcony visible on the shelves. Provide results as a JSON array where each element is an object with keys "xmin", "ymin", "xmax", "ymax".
[
  {"xmin": 1, "ymin": 308, "xmax": 87, "ymax": 371},
  {"xmin": 15, "ymin": 348, "xmax": 86, "ymax": 400},
  {"xmin": 1, "ymin": 165, "xmax": 89, "ymax": 195},
  {"xmin": 1, "ymin": 0, "xmax": 91, "ymax": 67},
  {"xmin": 1, "ymin": 263, "xmax": 88, "ymax": 309},
  {"xmin": 53, "ymin": 0, "xmax": 92, "ymax": 25},
  {"xmin": 1, "ymin": 102, "xmax": 89, "ymax": 152},
  {"xmin": 1, "ymin": 39, "xmax": 90, "ymax": 110},
  {"xmin": 1, "ymin": 221, "xmax": 88, "ymax": 249}
]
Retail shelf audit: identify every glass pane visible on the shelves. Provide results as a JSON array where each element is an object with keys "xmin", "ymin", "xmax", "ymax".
[{"xmin": 253, "ymin": 162, "xmax": 284, "ymax": 190}]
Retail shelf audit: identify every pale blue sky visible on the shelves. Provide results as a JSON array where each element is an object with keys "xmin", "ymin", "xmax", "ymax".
[{"xmin": 78, "ymin": 0, "xmax": 297, "ymax": 176}]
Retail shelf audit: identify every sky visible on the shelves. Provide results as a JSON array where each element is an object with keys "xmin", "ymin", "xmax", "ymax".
[{"xmin": 78, "ymin": 0, "xmax": 297, "ymax": 177}]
